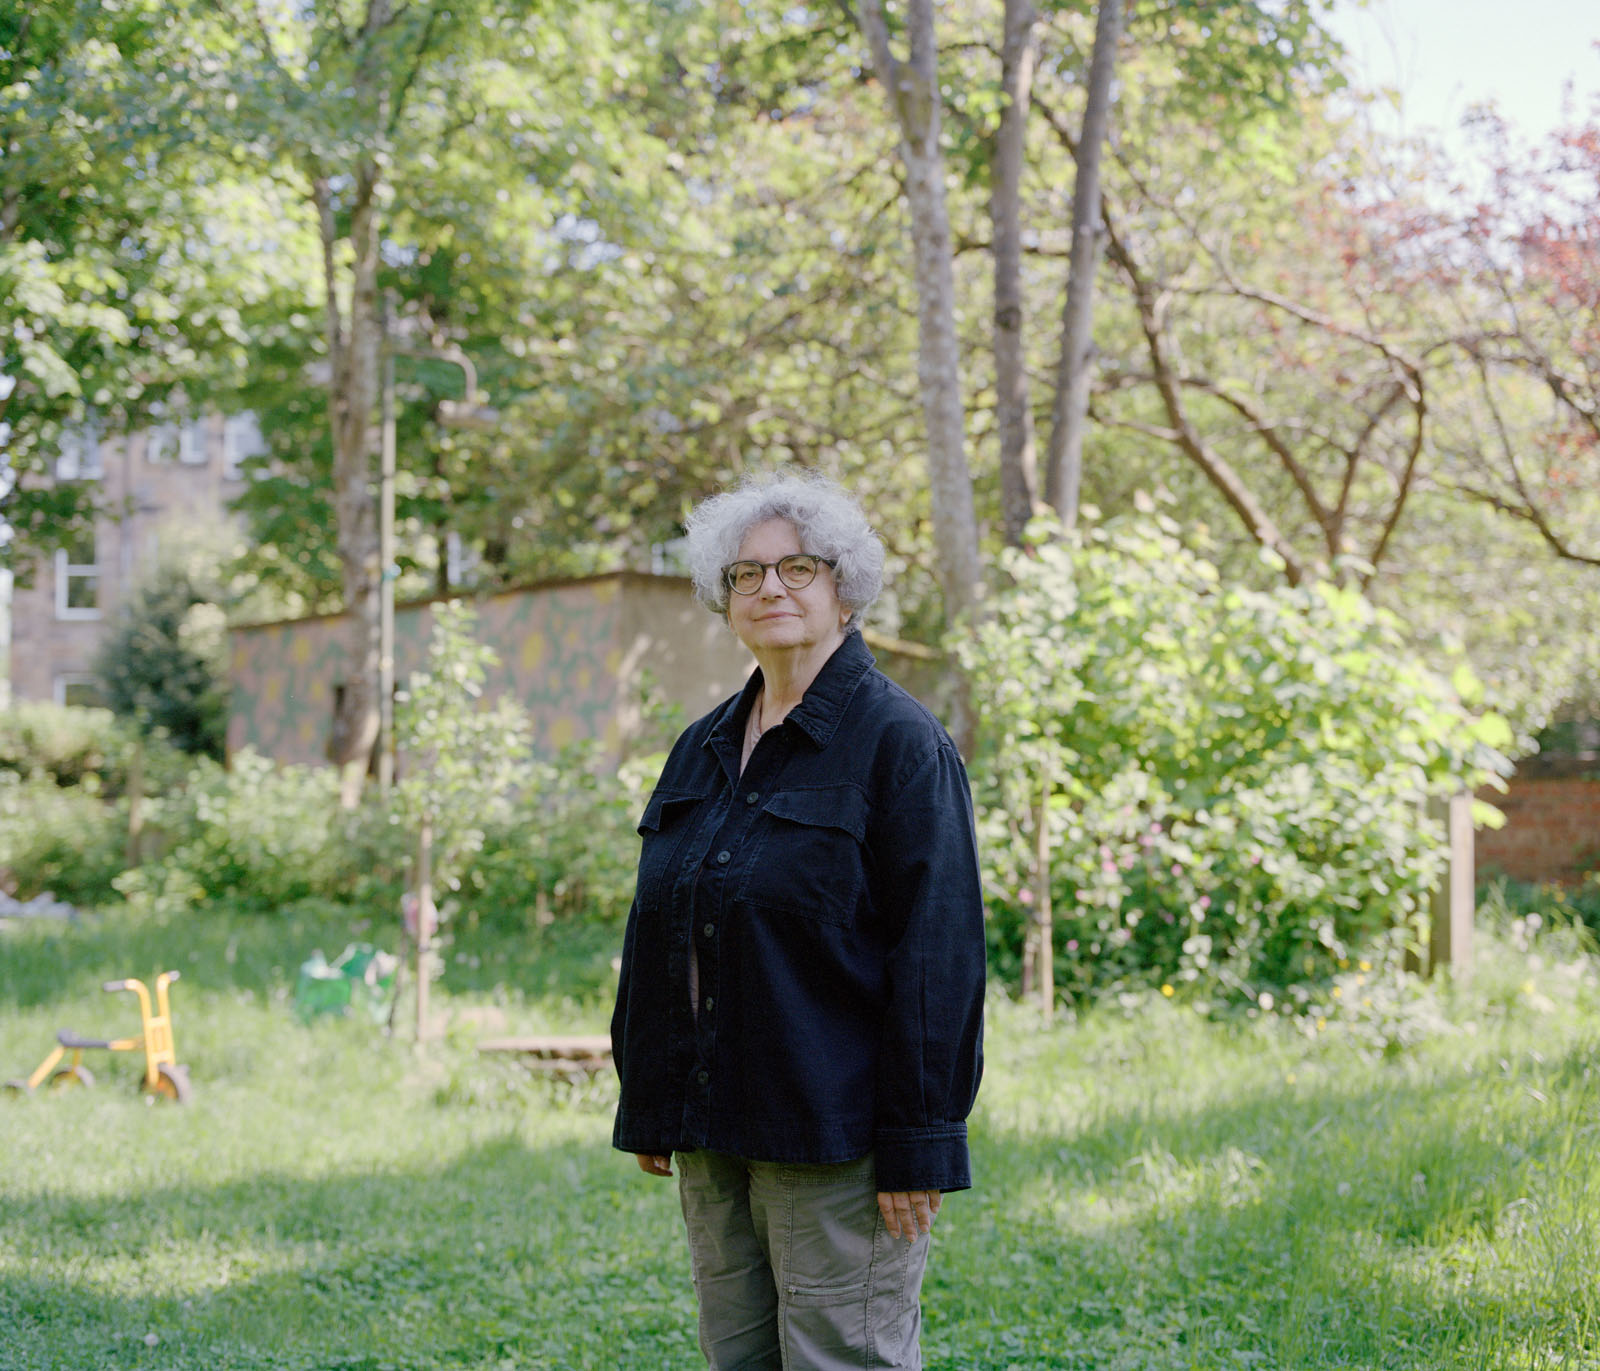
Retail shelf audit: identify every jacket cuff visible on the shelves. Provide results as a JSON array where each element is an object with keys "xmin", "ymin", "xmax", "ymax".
[{"xmin": 873, "ymin": 1123, "xmax": 971, "ymax": 1193}]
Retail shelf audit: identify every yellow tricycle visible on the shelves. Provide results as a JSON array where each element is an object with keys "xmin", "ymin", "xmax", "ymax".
[{"xmin": 4, "ymin": 971, "xmax": 193, "ymax": 1103}]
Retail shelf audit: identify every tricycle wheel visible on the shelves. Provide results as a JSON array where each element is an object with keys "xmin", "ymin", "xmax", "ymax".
[
  {"xmin": 148, "ymin": 1063, "xmax": 193, "ymax": 1104},
  {"xmin": 49, "ymin": 1065, "xmax": 95, "ymax": 1090}
]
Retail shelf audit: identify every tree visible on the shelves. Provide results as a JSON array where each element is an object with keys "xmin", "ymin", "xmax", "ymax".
[
  {"xmin": 394, "ymin": 601, "xmax": 530, "ymax": 1041},
  {"xmin": 991, "ymin": 0, "xmax": 1042, "ymax": 547},
  {"xmin": 0, "ymin": 1, "xmax": 283, "ymax": 573},
  {"xmin": 854, "ymin": 1, "xmax": 984, "ymax": 646},
  {"xmin": 1434, "ymin": 113, "xmax": 1600, "ymax": 569},
  {"xmin": 92, "ymin": 561, "xmax": 229, "ymax": 760},
  {"xmin": 1042, "ymin": 0, "xmax": 1122, "ymax": 530},
  {"xmin": 118, "ymin": 0, "xmax": 686, "ymax": 805}
]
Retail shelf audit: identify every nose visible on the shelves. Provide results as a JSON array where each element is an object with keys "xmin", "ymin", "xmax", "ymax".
[{"xmin": 757, "ymin": 564, "xmax": 789, "ymax": 595}]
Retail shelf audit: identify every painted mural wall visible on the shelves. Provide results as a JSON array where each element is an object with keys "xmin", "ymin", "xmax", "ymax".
[{"xmin": 227, "ymin": 573, "xmax": 755, "ymax": 767}]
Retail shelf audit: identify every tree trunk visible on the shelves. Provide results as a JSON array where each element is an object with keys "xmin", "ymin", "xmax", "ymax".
[
  {"xmin": 993, "ymin": 0, "xmax": 1040, "ymax": 548},
  {"xmin": 415, "ymin": 812, "xmax": 435, "ymax": 1045},
  {"xmin": 1031, "ymin": 768, "xmax": 1054, "ymax": 1022},
  {"xmin": 318, "ymin": 0, "xmax": 393, "ymax": 808},
  {"xmin": 856, "ymin": 0, "xmax": 984, "ymax": 751},
  {"xmin": 322, "ymin": 170, "xmax": 384, "ymax": 809},
  {"xmin": 1044, "ymin": 0, "xmax": 1124, "ymax": 528}
]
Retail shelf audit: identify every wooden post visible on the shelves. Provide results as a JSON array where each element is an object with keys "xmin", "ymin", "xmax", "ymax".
[
  {"xmin": 1033, "ymin": 769, "xmax": 1054, "ymax": 1022},
  {"xmin": 415, "ymin": 813, "xmax": 435, "ymax": 1043},
  {"xmin": 125, "ymin": 736, "xmax": 145, "ymax": 869},
  {"xmin": 1427, "ymin": 792, "xmax": 1475, "ymax": 976}
]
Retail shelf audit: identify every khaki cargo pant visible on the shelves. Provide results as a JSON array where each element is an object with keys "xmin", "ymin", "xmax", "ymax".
[{"xmin": 675, "ymin": 1149, "xmax": 929, "ymax": 1371}]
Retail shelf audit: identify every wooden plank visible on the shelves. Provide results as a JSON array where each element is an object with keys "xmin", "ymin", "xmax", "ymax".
[{"xmin": 478, "ymin": 1034, "xmax": 612, "ymax": 1058}]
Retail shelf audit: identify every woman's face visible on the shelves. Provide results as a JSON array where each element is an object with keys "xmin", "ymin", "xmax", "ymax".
[{"xmin": 726, "ymin": 518, "xmax": 850, "ymax": 661}]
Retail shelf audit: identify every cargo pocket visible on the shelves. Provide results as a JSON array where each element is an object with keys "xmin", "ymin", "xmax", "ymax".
[{"xmin": 776, "ymin": 1156, "xmax": 879, "ymax": 1365}]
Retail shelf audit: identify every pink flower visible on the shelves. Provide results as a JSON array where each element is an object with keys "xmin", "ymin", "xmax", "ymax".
[
  {"xmin": 1018, "ymin": 888, "xmax": 1034, "ymax": 906},
  {"xmin": 1066, "ymin": 939, "xmax": 1079, "ymax": 952},
  {"xmin": 1198, "ymin": 895, "xmax": 1211, "ymax": 910},
  {"xmin": 1171, "ymin": 864, "xmax": 1182, "ymax": 877}
]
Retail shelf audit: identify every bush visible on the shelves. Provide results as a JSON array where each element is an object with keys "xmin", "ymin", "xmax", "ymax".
[
  {"xmin": 116, "ymin": 751, "xmax": 408, "ymax": 913},
  {"xmin": 963, "ymin": 514, "xmax": 1514, "ymax": 1000},
  {"xmin": 92, "ymin": 560, "xmax": 230, "ymax": 758},
  {"xmin": 454, "ymin": 742, "xmax": 663, "ymax": 930},
  {"xmin": 0, "ymin": 700, "xmax": 186, "ymax": 796},
  {"xmin": 0, "ymin": 772, "xmax": 127, "ymax": 904}
]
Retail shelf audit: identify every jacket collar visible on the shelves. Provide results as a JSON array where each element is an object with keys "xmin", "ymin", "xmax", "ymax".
[{"xmin": 707, "ymin": 630, "xmax": 876, "ymax": 757}]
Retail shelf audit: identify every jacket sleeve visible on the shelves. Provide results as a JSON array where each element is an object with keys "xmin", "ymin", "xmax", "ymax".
[{"xmin": 871, "ymin": 740, "xmax": 986, "ymax": 1193}]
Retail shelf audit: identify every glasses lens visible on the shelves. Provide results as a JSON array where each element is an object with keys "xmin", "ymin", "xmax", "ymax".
[
  {"xmin": 777, "ymin": 555, "xmax": 818, "ymax": 589},
  {"xmin": 729, "ymin": 562, "xmax": 763, "ymax": 594}
]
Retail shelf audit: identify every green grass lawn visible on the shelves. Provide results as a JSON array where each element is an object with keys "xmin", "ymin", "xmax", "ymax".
[{"xmin": 2, "ymin": 900, "xmax": 1598, "ymax": 1370}]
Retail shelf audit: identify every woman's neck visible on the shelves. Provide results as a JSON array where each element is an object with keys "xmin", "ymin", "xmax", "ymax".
[{"xmin": 752, "ymin": 631, "xmax": 845, "ymax": 723}]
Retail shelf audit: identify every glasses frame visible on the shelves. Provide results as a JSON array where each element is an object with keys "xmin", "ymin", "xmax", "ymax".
[{"xmin": 721, "ymin": 554, "xmax": 837, "ymax": 596}]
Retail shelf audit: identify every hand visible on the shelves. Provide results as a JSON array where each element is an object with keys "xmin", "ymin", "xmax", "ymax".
[
  {"xmin": 877, "ymin": 1189, "xmax": 942, "ymax": 1242},
  {"xmin": 635, "ymin": 1153, "xmax": 673, "ymax": 1177}
]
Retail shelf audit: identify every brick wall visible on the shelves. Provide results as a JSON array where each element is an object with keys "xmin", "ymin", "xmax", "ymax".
[{"xmin": 1476, "ymin": 773, "xmax": 1600, "ymax": 884}]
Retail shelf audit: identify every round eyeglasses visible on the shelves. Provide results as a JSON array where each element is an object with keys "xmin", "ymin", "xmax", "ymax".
[{"xmin": 722, "ymin": 554, "xmax": 837, "ymax": 596}]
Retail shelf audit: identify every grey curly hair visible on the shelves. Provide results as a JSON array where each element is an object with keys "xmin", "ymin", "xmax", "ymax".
[{"xmin": 684, "ymin": 473, "xmax": 885, "ymax": 631}]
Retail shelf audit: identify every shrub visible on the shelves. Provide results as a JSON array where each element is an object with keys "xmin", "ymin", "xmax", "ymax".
[
  {"xmin": 962, "ymin": 514, "xmax": 1514, "ymax": 1000},
  {"xmin": 455, "ymin": 741, "xmax": 663, "ymax": 930},
  {"xmin": 115, "ymin": 750, "xmax": 405, "ymax": 912},
  {"xmin": 0, "ymin": 700, "xmax": 186, "ymax": 796},
  {"xmin": 92, "ymin": 559, "xmax": 230, "ymax": 758},
  {"xmin": 0, "ymin": 772, "xmax": 127, "ymax": 904}
]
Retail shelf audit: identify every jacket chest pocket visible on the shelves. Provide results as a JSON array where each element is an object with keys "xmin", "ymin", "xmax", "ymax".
[
  {"xmin": 635, "ymin": 789, "xmax": 710, "ymax": 907},
  {"xmin": 735, "ymin": 785, "xmax": 870, "ymax": 929}
]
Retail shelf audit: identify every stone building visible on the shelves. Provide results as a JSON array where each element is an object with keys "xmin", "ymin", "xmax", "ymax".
[{"xmin": 5, "ymin": 414, "xmax": 262, "ymax": 706}]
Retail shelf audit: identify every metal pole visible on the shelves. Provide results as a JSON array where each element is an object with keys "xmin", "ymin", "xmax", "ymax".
[{"xmin": 378, "ymin": 292, "xmax": 397, "ymax": 790}]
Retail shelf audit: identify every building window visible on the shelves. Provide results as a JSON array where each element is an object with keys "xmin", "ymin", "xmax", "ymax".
[
  {"xmin": 55, "ymin": 423, "xmax": 103, "ymax": 481},
  {"xmin": 146, "ymin": 423, "xmax": 178, "ymax": 464},
  {"xmin": 54, "ymin": 532, "xmax": 101, "ymax": 620},
  {"xmin": 179, "ymin": 417, "xmax": 210, "ymax": 465},
  {"xmin": 223, "ymin": 412, "xmax": 268, "ymax": 479},
  {"xmin": 54, "ymin": 673, "xmax": 106, "ymax": 708}
]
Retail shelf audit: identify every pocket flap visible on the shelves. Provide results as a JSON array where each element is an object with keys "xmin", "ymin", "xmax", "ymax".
[
  {"xmin": 637, "ymin": 789, "xmax": 707, "ymax": 834},
  {"xmin": 763, "ymin": 785, "xmax": 868, "ymax": 843}
]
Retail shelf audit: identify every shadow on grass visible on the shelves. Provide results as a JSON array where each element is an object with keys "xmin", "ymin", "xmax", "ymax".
[{"xmin": 1, "ymin": 1132, "xmax": 697, "ymax": 1371}]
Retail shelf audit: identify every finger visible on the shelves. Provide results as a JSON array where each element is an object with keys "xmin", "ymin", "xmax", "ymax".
[
  {"xmin": 877, "ymin": 1192, "xmax": 901, "ymax": 1240},
  {"xmin": 635, "ymin": 1153, "xmax": 673, "ymax": 1177},
  {"xmin": 911, "ymin": 1192, "xmax": 934, "ymax": 1235},
  {"xmin": 929, "ymin": 1190, "xmax": 944, "ymax": 1217},
  {"xmin": 891, "ymin": 1193, "xmax": 917, "ymax": 1244}
]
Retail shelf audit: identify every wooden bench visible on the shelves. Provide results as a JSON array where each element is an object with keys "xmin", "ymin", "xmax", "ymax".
[{"xmin": 477, "ymin": 1034, "xmax": 613, "ymax": 1074}]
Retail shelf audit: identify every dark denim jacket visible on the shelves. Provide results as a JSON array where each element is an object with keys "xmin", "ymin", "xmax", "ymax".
[{"xmin": 610, "ymin": 631, "xmax": 985, "ymax": 1193}]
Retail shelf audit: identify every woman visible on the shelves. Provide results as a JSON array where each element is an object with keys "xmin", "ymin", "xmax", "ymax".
[{"xmin": 611, "ymin": 473, "xmax": 986, "ymax": 1370}]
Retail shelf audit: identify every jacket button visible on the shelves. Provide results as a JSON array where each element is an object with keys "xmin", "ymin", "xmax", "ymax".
[
  {"xmin": 745, "ymin": 792, "xmax": 759, "ymax": 805},
  {"xmin": 702, "ymin": 922, "xmax": 715, "ymax": 939},
  {"xmin": 703, "ymin": 996, "xmax": 714, "ymax": 1013},
  {"xmin": 696, "ymin": 1070, "xmax": 709, "ymax": 1085},
  {"xmin": 716, "ymin": 850, "xmax": 731, "ymax": 864}
]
